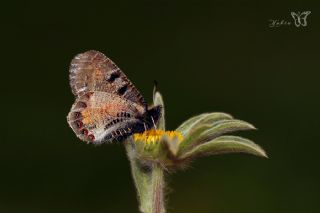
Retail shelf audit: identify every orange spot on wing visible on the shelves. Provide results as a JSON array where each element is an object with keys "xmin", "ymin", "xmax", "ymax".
[
  {"xmin": 81, "ymin": 109, "xmax": 96, "ymax": 125},
  {"xmin": 103, "ymin": 102, "xmax": 127, "ymax": 115},
  {"xmin": 81, "ymin": 102, "xmax": 129, "ymax": 125}
]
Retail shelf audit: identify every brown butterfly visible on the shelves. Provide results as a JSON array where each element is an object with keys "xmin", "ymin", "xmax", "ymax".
[{"xmin": 67, "ymin": 50, "xmax": 161, "ymax": 144}]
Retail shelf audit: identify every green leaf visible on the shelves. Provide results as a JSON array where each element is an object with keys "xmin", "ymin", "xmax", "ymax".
[
  {"xmin": 199, "ymin": 119, "xmax": 256, "ymax": 142},
  {"xmin": 176, "ymin": 112, "xmax": 233, "ymax": 136},
  {"xmin": 180, "ymin": 135, "xmax": 268, "ymax": 159},
  {"xmin": 153, "ymin": 89, "xmax": 165, "ymax": 130}
]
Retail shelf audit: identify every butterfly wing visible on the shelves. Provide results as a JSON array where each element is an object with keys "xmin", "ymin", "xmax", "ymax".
[
  {"xmin": 67, "ymin": 91, "xmax": 148, "ymax": 144},
  {"xmin": 300, "ymin": 11, "xmax": 311, "ymax": 26},
  {"xmin": 69, "ymin": 50, "xmax": 147, "ymax": 108},
  {"xmin": 68, "ymin": 50, "xmax": 159, "ymax": 144},
  {"xmin": 291, "ymin": 12, "xmax": 301, "ymax": 27}
]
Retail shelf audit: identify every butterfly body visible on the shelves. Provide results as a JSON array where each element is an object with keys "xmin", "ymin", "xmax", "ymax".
[{"xmin": 67, "ymin": 50, "xmax": 161, "ymax": 144}]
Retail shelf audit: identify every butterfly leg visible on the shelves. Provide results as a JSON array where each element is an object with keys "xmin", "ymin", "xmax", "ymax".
[{"xmin": 143, "ymin": 123, "xmax": 147, "ymax": 132}]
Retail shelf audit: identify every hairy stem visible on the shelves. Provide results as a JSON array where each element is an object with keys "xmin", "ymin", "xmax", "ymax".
[{"xmin": 125, "ymin": 142, "xmax": 165, "ymax": 213}]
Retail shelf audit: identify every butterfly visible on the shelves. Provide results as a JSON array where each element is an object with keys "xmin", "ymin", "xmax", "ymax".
[
  {"xmin": 67, "ymin": 50, "xmax": 162, "ymax": 144},
  {"xmin": 291, "ymin": 11, "xmax": 311, "ymax": 27}
]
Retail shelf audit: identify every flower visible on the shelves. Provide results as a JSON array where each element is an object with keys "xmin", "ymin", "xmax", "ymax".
[
  {"xmin": 127, "ymin": 88, "xmax": 267, "ymax": 170},
  {"xmin": 133, "ymin": 130, "xmax": 184, "ymax": 144},
  {"xmin": 125, "ymin": 87, "xmax": 267, "ymax": 213}
]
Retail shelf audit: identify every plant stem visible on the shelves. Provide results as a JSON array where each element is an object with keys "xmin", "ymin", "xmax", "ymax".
[
  {"xmin": 125, "ymin": 142, "xmax": 165, "ymax": 213},
  {"xmin": 150, "ymin": 164, "xmax": 165, "ymax": 213}
]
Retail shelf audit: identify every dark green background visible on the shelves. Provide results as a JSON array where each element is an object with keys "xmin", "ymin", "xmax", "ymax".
[{"xmin": 2, "ymin": 0, "xmax": 319, "ymax": 212}]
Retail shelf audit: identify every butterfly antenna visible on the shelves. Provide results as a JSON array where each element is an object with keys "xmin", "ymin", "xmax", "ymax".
[
  {"xmin": 151, "ymin": 116, "xmax": 157, "ymax": 130},
  {"xmin": 154, "ymin": 80, "xmax": 158, "ymax": 90}
]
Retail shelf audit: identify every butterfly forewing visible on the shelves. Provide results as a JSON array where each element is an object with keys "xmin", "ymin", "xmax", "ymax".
[{"xmin": 69, "ymin": 50, "xmax": 146, "ymax": 108}]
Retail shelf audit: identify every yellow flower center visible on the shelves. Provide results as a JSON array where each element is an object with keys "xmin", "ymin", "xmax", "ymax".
[{"xmin": 133, "ymin": 130, "xmax": 184, "ymax": 143}]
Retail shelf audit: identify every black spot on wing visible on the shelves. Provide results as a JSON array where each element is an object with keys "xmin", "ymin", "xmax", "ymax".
[
  {"xmin": 104, "ymin": 118, "xmax": 124, "ymax": 130},
  {"xmin": 117, "ymin": 112, "xmax": 132, "ymax": 118},
  {"xmin": 107, "ymin": 71, "xmax": 120, "ymax": 82},
  {"xmin": 118, "ymin": 84, "xmax": 128, "ymax": 95}
]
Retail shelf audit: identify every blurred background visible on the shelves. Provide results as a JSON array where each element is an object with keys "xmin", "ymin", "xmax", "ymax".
[{"xmin": 2, "ymin": 0, "xmax": 320, "ymax": 212}]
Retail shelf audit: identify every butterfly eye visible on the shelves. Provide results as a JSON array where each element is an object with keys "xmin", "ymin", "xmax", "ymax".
[{"xmin": 76, "ymin": 121, "xmax": 83, "ymax": 128}]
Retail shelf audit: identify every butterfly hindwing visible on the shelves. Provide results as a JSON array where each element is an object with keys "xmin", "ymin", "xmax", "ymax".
[
  {"xmin": 69, "ymin": 50, "xmax": 146, "ymax": 108},
  {"xmin": 67, "ymin": 91, "xmax": 147, "ymax": 143}
]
